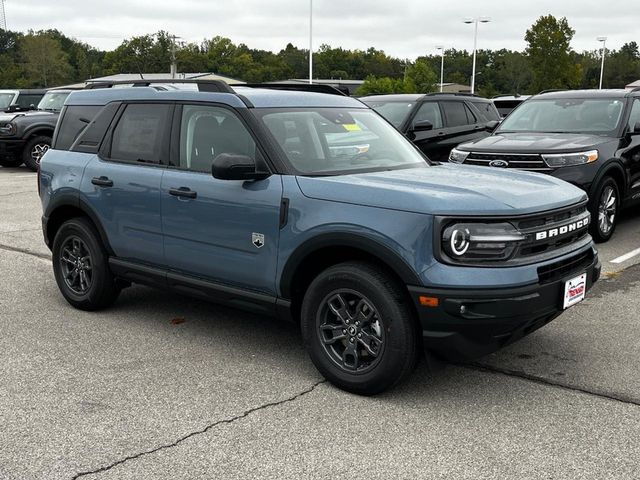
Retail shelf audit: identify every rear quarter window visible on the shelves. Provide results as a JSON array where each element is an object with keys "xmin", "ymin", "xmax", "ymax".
[
  {"xmin": 55, "ymin": 105, "xmax": 101, "ymax": 151},
  {"xmin": 471, "ymin": 101, "xmax": 501, "ymax": 121}
]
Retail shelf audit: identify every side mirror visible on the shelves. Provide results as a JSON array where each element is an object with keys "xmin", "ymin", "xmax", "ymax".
[
  {"xmin": 212, "ymin": 153, "xmax": 270, "ymax": 181},
  {"xmin": 411, "ymin": 120, "xmax": 434, "ymax": 132},
  {"xmin": 485, "ymin": 120, "xmax": 500, "ymax": 132}
]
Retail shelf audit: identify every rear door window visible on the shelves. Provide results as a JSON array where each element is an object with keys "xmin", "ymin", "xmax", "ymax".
[
  {"xmin": 628, "ymin": 99, "xmax": 640, "ymax": 132},
  {"xmin": 110, "ymin": 104, "xmax": 171, "ymax": 164},
  {"xmin": 16, "ymin": 94, "xmax": 43, "ymax": 108},
  {"xmin": 55, "ymin": 105, "xmax": 101, "ymax": 150},
  {"xmin": 441, "ymin": 101, "xmax": 476, "ymax": 127}
]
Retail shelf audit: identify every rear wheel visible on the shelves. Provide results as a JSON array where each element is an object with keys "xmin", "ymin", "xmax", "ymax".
[
  {"xmin": 301, "ymin": 261, "xmax": 418, "ymax": 395},
  {"xmin": 52, "ymin": 217, "xmax": 120, "ymax": 311},
  {"xmin": 589, "ymin": 177, "xmax": 619, "ymax": 243},
  {"xmin": 22, "ymin": 135, "xmax": 51, "ymax": 171}
]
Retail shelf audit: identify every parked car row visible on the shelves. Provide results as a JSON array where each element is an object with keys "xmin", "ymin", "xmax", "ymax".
[
  {"xmin": 38, "ymin": 80, "xmax": 600, "ymax": 394},
  {"xmin": 362, "ymin": 88, "xmax": 640, "ymax": 243}
]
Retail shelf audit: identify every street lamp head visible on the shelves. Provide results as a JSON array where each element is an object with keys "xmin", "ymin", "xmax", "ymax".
[
  {"xmin": 436, "ymin": 45, "xmax": 444, "ymax": 50},
  {"xmin": 479, "ymin": 17, "xmax": 492, "ymax": 23},
  {"xmin": 463, "ymin": 18, "xmax": 474, "ymax": 24},
  {"xmin": 597, "ymin": 36, "xmax": 607, "ymax": 42}
]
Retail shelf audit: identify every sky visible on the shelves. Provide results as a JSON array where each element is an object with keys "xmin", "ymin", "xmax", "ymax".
[{"xmin": 5, "ymin": 0, "xmax": 638, "ymax": 58}]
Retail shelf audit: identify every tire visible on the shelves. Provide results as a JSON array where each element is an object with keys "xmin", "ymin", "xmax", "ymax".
[
  {"xmin": 22, "ymin": 135, "xmax": 51, "ymax": 171},
  {"xmin": 52, "ymin": 217, "xmax": 120, "ymax": 311},
  {"xmin": 0, "ymin": 156, "xmax": 23, "ymax": 168},
  {"xmin": 301, "ymin": 261, "xmax": 418, "ymax": 395},
  {"xmin": 589, "ymin": 176, "xmax": 620, "ymax": 243}
]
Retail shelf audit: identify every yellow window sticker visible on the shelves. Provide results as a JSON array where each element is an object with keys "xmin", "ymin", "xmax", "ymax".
[{"xmin": 343, "ymin": 123, "xmax": 361, "ymax": 132}]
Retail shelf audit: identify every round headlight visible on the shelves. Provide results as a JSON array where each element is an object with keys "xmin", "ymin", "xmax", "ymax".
[{"xmin": 450, "ymin": 228, "xmax": 471, "ymax": 256}]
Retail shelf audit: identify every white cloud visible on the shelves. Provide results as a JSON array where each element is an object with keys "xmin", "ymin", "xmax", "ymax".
[{"xmin": 6, "ymin": 0, "xmax": 637, "ymax": 57}]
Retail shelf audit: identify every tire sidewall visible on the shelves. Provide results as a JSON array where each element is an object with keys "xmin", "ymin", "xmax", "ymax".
[
  {"xmin": 52, "ymin": 218, "xmax": 112, "ymax": 309},
  {"xmin": 590, "ymin": 177, "xmax": 619, "ymax": 243},
  {"xmin": 22, "ymin": 135, "xmax": 51, "ymax": 171},
  {"xmin": 301, "ymin": 264, "xmax": 415, "ymax": 393}
]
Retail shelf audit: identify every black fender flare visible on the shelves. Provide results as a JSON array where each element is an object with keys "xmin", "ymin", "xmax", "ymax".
[
  {"xmin": 589, "ymin": 160, "xmax": 628, "ymax": 202},
  {"xmin": 279, "ymin": 232, "xmax": 422, "ymax": 299},
  {"xmin": 44, "ymin": 194, "xmax": 114, "ymax": 255},
  {"xmin": 23, "ymin": 125, "xmax": 55, "ymax": 141}
]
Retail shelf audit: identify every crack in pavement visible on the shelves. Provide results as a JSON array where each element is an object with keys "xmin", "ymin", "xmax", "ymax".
[
  {"xmin": 462, "ymin": 362, "xmax": 640, "ymax": 407},
  {"xmin": 0, "ymin": 243, "xmax": 50, "ymax": 260},
  {"xmin": 70, "ymin": 380, "xmax": 326, "ymax": 479}
]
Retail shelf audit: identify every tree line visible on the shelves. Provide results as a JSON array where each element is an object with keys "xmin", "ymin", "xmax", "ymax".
[{"xmin": 0, "ymin": 15, "xmax": 638, "ymax": 97}]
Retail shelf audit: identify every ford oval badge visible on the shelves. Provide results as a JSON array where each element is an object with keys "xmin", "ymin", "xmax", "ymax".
[{"xmin": 489, "ymin": 159, "xmax": 509, "ymax": 168}]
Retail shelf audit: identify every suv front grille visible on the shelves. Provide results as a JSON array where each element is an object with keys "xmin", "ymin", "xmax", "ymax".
[
  {"xmin": 465, "ymin": 152, "xmax": 553, "ymax": 172},
  {"xmin": 516, "ymin": 205, "xmax": 590, "ymax": 257},
  {"xmin": 538, "ymin": 248, "xmax": 594, "ymax": 284}
]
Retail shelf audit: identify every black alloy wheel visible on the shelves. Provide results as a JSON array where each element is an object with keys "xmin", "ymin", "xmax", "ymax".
[{"xmin": 317, "ymin": 289, "xmax": 385, "ymax": 373}]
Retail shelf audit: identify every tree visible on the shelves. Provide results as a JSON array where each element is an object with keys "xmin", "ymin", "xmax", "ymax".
[
  {"xmin": 405, "ymin": 59, "xmax": 437, "ymax": 93},
  {"xmin": 20, "ymin": 33, "xmax": 72, "ymax": 87},
  {"xmin": 525, "ymin": 15, "xmax": 581, "ymax": 92}
]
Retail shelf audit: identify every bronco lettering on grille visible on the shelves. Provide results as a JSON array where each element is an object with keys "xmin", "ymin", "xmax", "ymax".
[{"xmin": 535, "ymin": 217, "xmax": 589, "ymax": 241}]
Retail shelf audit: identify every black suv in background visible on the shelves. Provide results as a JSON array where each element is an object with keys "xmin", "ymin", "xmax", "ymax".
[
  {"xmin": 492, "ymin": 94, "xmax": 530, "ymax": 118},
  {"xmin": 361, "ymin": 93, "xmax": 501, "ymax": 162},
  {"xmin": 0, "ymin": 90, "xmax": 74, "ymax": 170},
  {"xmin": 0, "ymin": 89, "xmax": 47, "ymax": 113},
  {"xmin": 451, "ymin": 89, "xmax": 640, "ymax": 242}
]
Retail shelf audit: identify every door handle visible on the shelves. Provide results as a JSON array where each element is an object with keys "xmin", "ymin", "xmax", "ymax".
[
  {"xmin": 91, "ymin": 176, "xmax": 113, "ymax": 187},
  {"xmin": 169, "ymin": 187, "xmax": 197, "ymax": 199},
  {"xmin": 437, "ymin": 132, "xmax": 445, "ymax": 137}
]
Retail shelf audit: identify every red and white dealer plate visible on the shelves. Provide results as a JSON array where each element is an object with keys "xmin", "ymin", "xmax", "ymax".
[{"xmin": 563, "ymin": 272, "xmax": 587, "ymax": 309}]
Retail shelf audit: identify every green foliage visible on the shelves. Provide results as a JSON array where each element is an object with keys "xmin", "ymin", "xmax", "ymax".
[
  {"xmin": 0, "ymin": 17, "xmax": 638, "ymax": 94},
  {"xmin": 525, "ymin": 15, "xmax": 581, "ymax": 91}
]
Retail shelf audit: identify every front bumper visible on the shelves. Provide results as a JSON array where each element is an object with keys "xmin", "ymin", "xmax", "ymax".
[
  {"xmin": 409, "ymin": 249, "xmax": 601, "ymax": 360},
  {"xmin": 0, "ymin": 138, "xmax": 26, "ymax": 156}
]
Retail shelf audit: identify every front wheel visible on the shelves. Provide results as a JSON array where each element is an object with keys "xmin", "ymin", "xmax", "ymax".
[
  {"xmin": 589, "ymin": 177, "xmax": 619, "ymax": 243},
  {"xmin": 301, "ymin": 261, "xmax": 418, "ymax": 395},
  {"xmin": 22, "ymin": 135, "xmax": 51, "ymax": 171}
]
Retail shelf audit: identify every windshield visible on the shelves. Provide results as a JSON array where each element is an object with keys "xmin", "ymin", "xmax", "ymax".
[
  {"xmin": 37, "ymin": 92, "xmax": 71, "ymax": 112},
  {"xmin": 498, "ymin": 98, "xmax": 625, "ymax": 134},
  {"xmin": 0, "ymin": 92, "xmax": 16, "ymax": 109},
  {"xmin": 361, "ymin": 101, "xmax": 415, "ymax": 128},
  {"xmin": 257, "ymin": 108, "xmax": 428, "ymax": 175}
]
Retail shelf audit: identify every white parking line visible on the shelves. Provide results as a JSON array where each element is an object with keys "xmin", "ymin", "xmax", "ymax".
[{"xmin": 610, "ymin": 247, "xmax": 640, "ymax": 264}]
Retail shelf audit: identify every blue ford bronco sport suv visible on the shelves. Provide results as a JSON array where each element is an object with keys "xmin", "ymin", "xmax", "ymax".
[{"xmin": 39, "ymin": 80, "xmax": 600, "ymax": 394}]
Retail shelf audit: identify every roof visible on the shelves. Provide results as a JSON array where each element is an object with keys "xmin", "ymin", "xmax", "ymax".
[
  {"xmin": 65, "ymin": 86, "xmax": 366, "ymax": 109},
  {"xmin": 0, "ymin": 89, "xmax": 47, "ymax": 94},
  {"xmin": 360, "ymin": 94, "xmax": 425, "ymax": 102},
  {"xmin": 361, "ymin": 92, "xmax": 491, "ymax": 102},
  {"xmin": 534, "ymin": 89, "xmax": 635, "ymax": 99},
  {"xmin": 626, "ymin": 80, "xmax": 640, "ymax": 88}
]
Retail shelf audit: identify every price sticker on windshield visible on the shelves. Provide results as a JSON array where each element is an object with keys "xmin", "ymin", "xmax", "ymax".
[
  {"xmin": 343, "ymin": 123, "xmax": 362, "ymax": 132},
  {"xmin": 563, "ymin": 273, "xmax": 586, "ymax": 309}
]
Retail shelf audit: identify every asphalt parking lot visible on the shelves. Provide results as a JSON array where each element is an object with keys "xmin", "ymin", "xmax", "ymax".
[{"xmin": 1, "ymin": 166, "xmax": 639, "ymax": 480}]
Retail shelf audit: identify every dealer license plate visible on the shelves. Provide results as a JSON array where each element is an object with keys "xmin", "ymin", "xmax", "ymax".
[{"xmin": 563, "ymin": 273, "xmax": 587, "ymax": 309}]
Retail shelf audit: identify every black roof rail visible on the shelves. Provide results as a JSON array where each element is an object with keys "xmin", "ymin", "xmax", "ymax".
[
  {"xmin": 240, "ymin": 83, "xmax": 348, "ymax": 96},
  {"xmin": 425, "ymin": 92, "xmax": 480, "ymax": 98},
  {"xmin": 84, "ymin": 78, "xmax": 235, "ymax": 93},
  {"xmin": 535, "ymin": 89, "xmax": 567, "ymax": 96}
]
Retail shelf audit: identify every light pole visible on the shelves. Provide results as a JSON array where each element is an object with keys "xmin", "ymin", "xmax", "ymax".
[
  {"xmin": 309, "ymin": 0, "xmax": 313, "ymax": 84},
  {"xmin": 463, "ymin": 17, "xmax": 491, "ymax": 94},
  {"xmin": 597, "ymin": 36, "xmax": 607, "ymax": 89},
  {"xmin": 436, "ymin": 45, "xmax": 444, "ymax": 92}
]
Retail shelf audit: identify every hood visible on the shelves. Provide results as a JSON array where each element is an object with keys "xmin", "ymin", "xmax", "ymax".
[
  {"xmin": 296, "ymin": 164, "xmax": 586, "ymax": 216},
  {"xmin": 0, "ymin": 110, "xmax": 56, "ymax": 124},
  {"xmin": 459, "ymin": 132, "xmax": 613, "ymax": 153}
]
